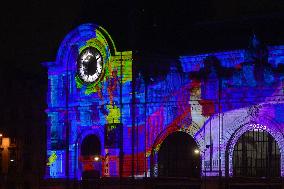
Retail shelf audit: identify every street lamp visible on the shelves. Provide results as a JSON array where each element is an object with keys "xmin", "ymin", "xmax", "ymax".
[
  {"xmin": 194, "ymin": 149, "xmax": 200, "ymax": 155},
  {"xmin": 94, "ymin": 156, "xmax": 100, "ymax": 162}
]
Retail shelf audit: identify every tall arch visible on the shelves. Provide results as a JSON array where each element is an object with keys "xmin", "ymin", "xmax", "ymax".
[
  {"xmin": 226, "ymin": 121, "xmax": 284, "ymax": 177},
  {"xmin": 77, "ymin": 128, "xmax": 104, "ymax": 156},
  {"xmin": 150, "ymin": 120, "xmax": 202, "ymax": 177},
  {"xmin": 232, "ymin": 129, "xmax": 280, "ymax": 177},
  {"xmin": 75, "ymin": 128, "xmax": 104, "ymax": 179},
  {"xmin": 158, "ymin": 131, "xmax": 201, "ymax": 178}
]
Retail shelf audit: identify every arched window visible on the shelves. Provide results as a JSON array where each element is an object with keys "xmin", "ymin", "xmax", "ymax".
[
  {"xmin": 158, "ymin": 132, "xmax": 200, "ymax": 178},
  {"xmin": 233, "ymin": 129, "xmax": 280, "ymax": 177}
]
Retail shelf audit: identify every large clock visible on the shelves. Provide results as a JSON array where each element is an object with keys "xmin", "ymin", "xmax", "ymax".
[{"xmin": 77, "ymin": 47, "xmax": 103, "ymax": 83}]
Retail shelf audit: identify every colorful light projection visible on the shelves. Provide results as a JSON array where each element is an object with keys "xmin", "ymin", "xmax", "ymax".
[
  {"xmin": 226, "ymin": 121, "xmax": 284, "ymax": 177},
  {"xmin": 47, "ymin": 150, "xmax": 65, "ymax": 178},
  {"xmin": 44, "ymin": 23, "xmax": 133, "ymax": 179},
  {"xmin": 45, "ymin": 22, "xmax": 284, "ymax": 180},
  {"xmin": 75, "ymin": 27, "xmax": 112, "ymax": 95},
  {"xmin": 147, "ymin": 45, "xmax": 284, "ymax": 178},
  {"xmin": 105, "ymin": 123, "xmax": 122, "ymax": 148},
  {"xmin": 47, "ymin": 151, "xmax": 57, "ymax": 166},
  {"xmin": 105, "ymin": 105, "xmax": 121, "ymax": 123},
  {"xmin": 75, "ymin": 28, "xmax": 132, "ymax": 100}
]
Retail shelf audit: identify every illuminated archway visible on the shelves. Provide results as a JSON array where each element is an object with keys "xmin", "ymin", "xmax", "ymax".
[
  {"xmin": 226, "ymin": 121, "xmax": 284, "ymax": 177},
  {"xmin": 232, "ymin": 129, "xmax": 280, "ymax": 177},
  {"xmin": 158, "ymin": 132, "xmax": 201, "ymax": 178},
  {"xmin": 80, "ymin": 134, "xmax": 102, "ymax": 179},
  {"xmin": 149, "ymin": 119, "xmax": 202, "ymax": 177}
]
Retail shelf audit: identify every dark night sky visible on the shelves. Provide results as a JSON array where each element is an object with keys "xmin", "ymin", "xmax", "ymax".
[
  {"xmin": 1, "ymin": 0, "xmax": 284, "ymax": 135},
  {"xmin": 1, "ymin": 1, "xmax": 284, "ymax": 70}
]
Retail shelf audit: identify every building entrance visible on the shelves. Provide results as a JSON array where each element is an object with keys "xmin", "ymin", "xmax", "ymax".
[
  {"xmin": 80, "ymin": 134, "xmax": 101, "ymax": 179},
  {"xmin": 158, "ymin": 132, "xmax": 200, "ymax": 178}
]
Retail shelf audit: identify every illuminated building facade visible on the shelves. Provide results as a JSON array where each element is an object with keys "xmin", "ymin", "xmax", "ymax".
[{"xmin": 44, "ymin": 23, "xmax": 284, "ymax": 185}]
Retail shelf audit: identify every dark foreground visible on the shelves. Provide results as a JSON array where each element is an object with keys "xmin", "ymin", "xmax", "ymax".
[{"xmin": 40, "ymin": 177, "xmax": 284, "ymax": 189}]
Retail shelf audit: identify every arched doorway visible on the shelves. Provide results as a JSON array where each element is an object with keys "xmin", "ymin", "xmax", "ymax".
[
  {"xmin": 158, "ymin": 132, "xmax": 200, "ymax": 178},
  {"xmin": 80, "ymin": 134, "xmax": 102, "ymax": 179},
  {"xmin": 233, "ymin": 129, "xmax": 280, "ymax": 177},
  {"xmin": 81, "ymin": 134, "xmax": 101, "ymax": 156}
]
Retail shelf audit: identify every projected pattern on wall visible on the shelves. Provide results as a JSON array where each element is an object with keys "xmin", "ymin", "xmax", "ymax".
[
  {"xmin": 44, "ymin": 24, "xmax": 132, "ymax": 179},
  {"xmin": 44, "ymin": 23, "xmax": 284, "ymax": 179}
]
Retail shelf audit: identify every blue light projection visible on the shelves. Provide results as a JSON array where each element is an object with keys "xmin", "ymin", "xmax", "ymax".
[
  {"xmin": 44, "ymin": 23, "xmax": 284, "ymax": 180},
  {"xmin": 47, "ymin": 150, "xmax": 65, "ymax": 178},
  {"xmin": 43, "ymin": 23, "xmax": 133, "ymax": 179}
]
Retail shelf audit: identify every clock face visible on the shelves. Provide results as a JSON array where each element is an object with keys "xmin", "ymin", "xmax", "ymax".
[{"xmin": 77, "ymin": 47, "xmax": 103, "ymax": 83}]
